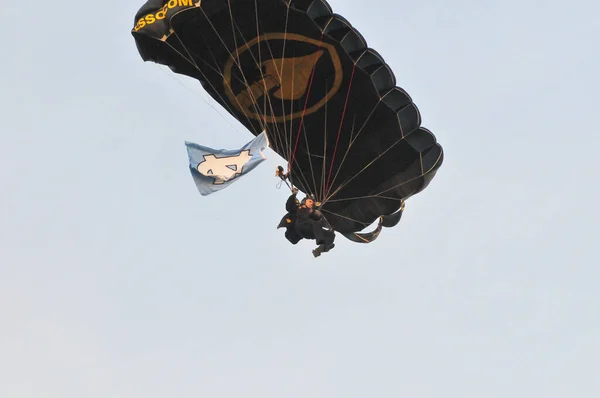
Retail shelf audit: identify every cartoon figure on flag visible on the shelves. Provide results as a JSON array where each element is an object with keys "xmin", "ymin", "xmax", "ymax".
[{"xmin": 185, "ymin": 132, "xmax": 269, "ymax": 196}]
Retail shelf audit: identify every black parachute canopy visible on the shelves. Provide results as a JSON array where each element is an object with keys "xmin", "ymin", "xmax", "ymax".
[{"xmin": 132, "ymin": 0, "xmax": 443, "ymax": 237}]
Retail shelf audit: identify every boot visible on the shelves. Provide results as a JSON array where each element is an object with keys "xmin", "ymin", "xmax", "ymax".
[{"xmin": 312, "ymin": 245, "xmax": 324, "ymax": 258}]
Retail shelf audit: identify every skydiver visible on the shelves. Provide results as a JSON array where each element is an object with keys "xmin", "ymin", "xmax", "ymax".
[{"xmin": 277, "ymin": 188, "xmax": 336, "ymax": 258}]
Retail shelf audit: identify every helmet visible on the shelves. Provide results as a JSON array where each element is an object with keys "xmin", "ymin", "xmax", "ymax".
[{"xmin": 301, "ymin": 195, "xmax": 315, "ymax": 205}]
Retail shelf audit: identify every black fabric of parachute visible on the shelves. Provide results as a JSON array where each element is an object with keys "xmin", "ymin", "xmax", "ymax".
[{"xmin": 132, "ymin": 0, "xmax": 443, "ymax": 237}]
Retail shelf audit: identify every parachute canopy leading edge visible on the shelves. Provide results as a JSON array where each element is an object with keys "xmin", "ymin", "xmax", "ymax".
[{"xmin": 131, "ymin": 0, "xmax": 444, "ymax": 239}]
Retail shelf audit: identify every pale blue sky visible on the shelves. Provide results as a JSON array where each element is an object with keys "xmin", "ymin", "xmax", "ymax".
[{"xmin": 1, "ymin": 1, "xmax": 599, "ymax": 397}]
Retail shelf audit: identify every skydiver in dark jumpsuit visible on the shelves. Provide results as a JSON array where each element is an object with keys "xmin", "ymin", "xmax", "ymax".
[{"xmin": 277, "ymin": 188, "xmax": 336, "ymax": 257}]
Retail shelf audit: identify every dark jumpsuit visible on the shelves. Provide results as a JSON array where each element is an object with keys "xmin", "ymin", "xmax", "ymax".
[{"xmin": 278, "ymin": 193, "xmax": 335, "ymax": 249}]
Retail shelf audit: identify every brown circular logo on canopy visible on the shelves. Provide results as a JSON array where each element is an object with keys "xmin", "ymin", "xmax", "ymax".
[{"xmin": 223, "ymin": 33, "xmax": 343, "ymax": 124}]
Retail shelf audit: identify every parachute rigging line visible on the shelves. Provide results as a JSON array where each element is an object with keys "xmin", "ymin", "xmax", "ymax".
[
  {"xmin": 325, "ymin": 61, "xmax": 357, "ymax": 199},
  {"xmin": 289, "ymin": 29, "xmax": 327, "ymax": 174}
]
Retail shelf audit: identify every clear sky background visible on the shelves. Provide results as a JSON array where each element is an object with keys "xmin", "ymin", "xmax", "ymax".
[{"xmin": 1, "ymin": 1, "xmax": 599, "ymax": 397}]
